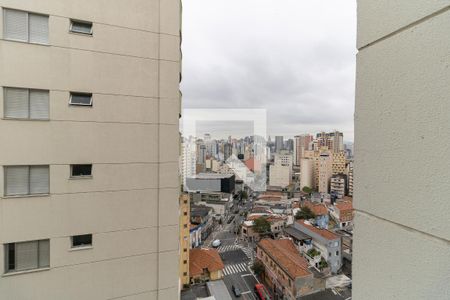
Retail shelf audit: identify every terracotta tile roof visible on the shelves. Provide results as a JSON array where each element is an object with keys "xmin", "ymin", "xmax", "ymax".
[
  {"xmin": 258, "ymin": 239, "xmax": 312, "ymax": 279},
  {"xmin": 335, "ymin": 201, "xmax": 353, "ymax": 212},
  {"xmin": 302, "ymin": 200, "xmax": 328, "ymax": 216},
  {"xmin": 266, "ymin": 215, "xmax": 287, "ymax": 223},
  {"xmin": 251, "ymin": 206, "xmax": 273, "ymax": 214},
  {"xmin": 189, "ymin": 248, "xmax": 224, "ymax": 277},
  {"xmin": 257, "ymin": 195, "xmax": 282, "ymax": 201},
  {"xmin": 258, "ymin": 191, "xmax": 283, "ymax": 201},
  {"xmin": 247, "ymin": 214, "xmax": 286, "ymax": 223},
  {"xmin": 296, "ymin": 220, "xmax": 339, "ymax": 241},
  {"xmin": 244, "ymin": 158, "xmax": 255, "ymax": 172}
]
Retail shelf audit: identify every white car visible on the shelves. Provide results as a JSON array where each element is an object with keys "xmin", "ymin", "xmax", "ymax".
[{"xmin": 211, "ymin": 239, "xmax": 221, "ymax": 248}]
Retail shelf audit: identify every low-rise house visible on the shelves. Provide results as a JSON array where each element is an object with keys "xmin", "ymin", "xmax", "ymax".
[
  {"xmin": 190, "ymin": 224, "xmax": 202, "ymax": 248},
  {"xmin": 283, "ymin": 226, "xmax": 327, "ymax": 273},
  {"xmin": 294, "ymin": 220, "xmax": 342, "ymax": 274},
  {"xmin": 329, "ymin": 198, "xmax": 354, "ymax": 229},
  {"xmin": 191, "ymin": 192, "xmax": 233, "ymax": 217},
  {"xmin": 301, "ymin": 200, "xmax": 329, "ymax": 229},
  {"xmin": 190, "ymin": 248, "xmax": 225, "ymax": 283},
  {"xmin": 251, "ymin": 206, "xmax": 274, "ymax": 215},
  {"xmin": 191, "ymin": 205, "xmax": 214, "ymax": 241},
  {"xmin": 242, "ymin": 215, "xmax": 287, "ymax": 241},
  {"xmin": 256, "ymin": 239, "xmax": 323, "ymax": 299}
]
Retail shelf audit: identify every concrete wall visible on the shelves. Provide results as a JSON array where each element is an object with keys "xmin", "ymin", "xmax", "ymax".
[
  {"xmin": 300, "ymin": 158, "xmax": 313, "ymax": 190},
  {"xmin": 0, "ymin": 1, "xmax": 181, "ymax": 299},
  {"xmin": 354, "ymin": 1, "xmax": 450, "ymax": 299},
  {"xmin": 185, "ymin": 178, "xmax": 221, "ymax": 192}
]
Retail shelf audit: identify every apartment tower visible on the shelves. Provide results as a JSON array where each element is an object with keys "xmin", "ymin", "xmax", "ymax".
[
  {"xmin": 0, "ymin": 1, "xmax": 182, "ymax": 299},
  {"xmin": 355, "ymin": 1, "xmax": 450, "ymax": 299}
]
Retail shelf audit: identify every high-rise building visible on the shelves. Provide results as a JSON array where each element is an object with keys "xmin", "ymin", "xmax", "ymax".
[
  {"xmin": 330, "ymin": 174, "xmax": 346, "ymax": 199},
  {"xmin": 329, "ymin": 131, "xmax": 344, "ymax": 153},
  {"xmin": 318, "ymin": 153, "xmax": 332, "ymax": 193},
  {"xmin": 0, "ymin": 2, "xmax": 182, "ymax": 299},
  {"xmin": 275, "ymin": 136, "xmax": 284, "ymax": 153},
  {"xmin": 286, "ymin": 138, "xmax": 294, "ymax": 152},
  {"xmin": 332, "ymin": 151, "xmax": 347, "ymax": 175},
  {"xmin": 223, "ymin": 143, "xmax": 232, "ymax": 161},
  {"xmin": 198, "ymin": 144, "xmax": 207, "ymax": 165},
  {"xmin": 269, "ymin": 164, "xmax": 291, "ymax": 188},
  {"xmin": 347, "ymin": 161, "xmax": 353, "ymax": 197},
  {"xmin": 316, "ymin": 131, "xmax": 344, "ymax": 153},
  {"xmin": 354, "ymin": 2, "xmax": 450, "ymax": 299},
  {"xmin": 300, "ymin": 158, "xmax": 314, "ymax": 191},
  {"xmin": 269, "ymin": 153, "xmax": 292, "ymax": 188},
  {"xmin": 294, "ymin": 134, "xmax": 313, "ymax": 165}
]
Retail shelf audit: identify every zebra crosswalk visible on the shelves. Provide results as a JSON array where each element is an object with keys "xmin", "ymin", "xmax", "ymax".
[
  {"xmin": 217, "ymin": 245, "xmax": 241, "ymax": 253},
  {"xmin": 223, "ymin": 263, "xmax": 249, "ymax": 276},
  {"xmin": 241, "ymin": 247, "xmax": 253, "ymax": 260}
]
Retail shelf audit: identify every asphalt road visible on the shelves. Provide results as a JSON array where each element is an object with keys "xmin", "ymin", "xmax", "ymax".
[{"xmin": 223, "ymin": 272, "xmax": 259, "ymax": 300}]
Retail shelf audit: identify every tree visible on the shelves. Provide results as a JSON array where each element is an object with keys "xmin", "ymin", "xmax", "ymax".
[
  {"xmin": 253, "ymin": 217, "xmax": 271, "ymax": 234},
  {"xmin": 302, "ymin": 186, "xmax": 313, "ymax": 193},
  {"xmin": 241, "ymin": 190, "xmax": 248, "ymax": 200},
  {"xmin": 319, "ymin": 257, "xmax": 328, "ymax": 270},
  {"xmin": 252, "ymin": 261, "xmax": 265, "ymax": 276},
  {"xmin": 295, "ymin": 206, "xmax": 316, "ymax": 220}
]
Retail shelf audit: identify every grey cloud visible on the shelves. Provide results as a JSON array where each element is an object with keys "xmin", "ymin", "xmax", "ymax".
[{"xmin": 181, "ymin": 0, "xmax": 356, "ymax": 141}]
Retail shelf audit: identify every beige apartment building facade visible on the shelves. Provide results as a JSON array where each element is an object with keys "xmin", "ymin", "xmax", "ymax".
[
  {"xmin": 179, "ymin": 194, "xmax": 190, "ymax": 288},
  {"xmin": 0, "ymin": 1, "xmax": 181, "ymax": 300},
  {"xmin": 317, "ymin": 153, "xmax": 332, "ymax": 194},
  {"xmin": 355, "ymin": 1, "xmax": 450, "ymax": 299}
]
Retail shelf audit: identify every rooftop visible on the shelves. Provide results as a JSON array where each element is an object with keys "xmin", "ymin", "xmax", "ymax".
[
  {"xmin": 206, "ymin": 280, "xmax": 232, "ymax": 300},
  {"xmin": 258, "ymin": 239, "xmax": 312, "ymax": 279},
  {"xmin": 284, "ymin": 226, "xmax": 312, "ymax": 241},
  {"xmin": 300, "ymin": 288, "xmax": 351, "ymax": 300},
  {"xmin": 189, "ymin": 173, "xmax": 234, "ymax": 179},
  {"xmin": 302, "ymin": 200, "xmax": 328, "ymax": 216},
  {"xmin": 335, "ymin": 200, "xmax": 353, "ymax": 211},
  {"xmin": 190, "ymin": 248, "xmax": 224, "ymax": 277},
  {"xmin": 296, "ymin": 220, "xmax": 339, "ymax": 241}
]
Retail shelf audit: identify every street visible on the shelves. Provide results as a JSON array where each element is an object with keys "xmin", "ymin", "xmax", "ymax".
[{"xmin": 212, "ymin": 197, "xmax": 261, "ymax": 299}]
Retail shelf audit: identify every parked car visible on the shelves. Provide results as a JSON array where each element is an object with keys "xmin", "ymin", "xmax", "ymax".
[
  {"xmin": 211, "ymin": 239, "xmax": 221, "ymax": 248},
  {"xmin": 254, "ymin": 284, "xmax": 271, "ymax": 300},
  {"xmin": 232, "ymin": 285, "xmax": 242, "ymax": 297}
]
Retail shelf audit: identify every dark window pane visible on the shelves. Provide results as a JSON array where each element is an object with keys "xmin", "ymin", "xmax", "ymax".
[
  {"xmin": 72, "ymin": 234, "xmax": 92, "ymax": 247},
  {"xmin": 70, "ymin": 93, "xmax": 92, "ymax": 106},
  {"xmin": 6, "ymin": 243, "xmax": 15, "ymax": 272},
  {"xmin": 71, "ymin": 164, "xmax": 92, "ymax": 177},
  {"xmin": 71, "ymin": 21, "xmax": 92, "ymax": 35}
]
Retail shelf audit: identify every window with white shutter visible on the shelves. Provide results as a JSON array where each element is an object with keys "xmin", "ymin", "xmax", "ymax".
[
  {"xmin": 4, "ymin": 88, "xmax": 29, "ymax": 119},
  {"xmin": 15, "ymin": 241, "xmax": 39, "ymax": 271},
  {"xmin": 3, "ymin": 9, "xmax": 48, "ymax": 44},
  {"xmin": 29, "ymin": 166, "xmax": 50, "ymax": 194},
  {"xmin": 3, "ymin": 9, "xmax": 28, "ymax": 42},
  {"xmin": 29, "ymin": 13, "xmax": 49, "ymax": 44},
  {"xmin": 4, "ymin": 239, "xmax": 50, "ymax": 273},
  {"xmin": 4, "ymin": 165, "xmax": 49, "ymax": 196},
  {"xmin": 29, "ymin": 90, "xmax": 49, "ymax": 119},
  {"xmin": 4, "ymin": 166, "xmax": 28, "ymax": 195},
  {"xmin": 4, "ymin": 87, "xmax": 49, "ymax": 120}
]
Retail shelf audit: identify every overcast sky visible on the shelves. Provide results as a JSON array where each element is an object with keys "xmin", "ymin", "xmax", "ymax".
[{"xmin": 181, "ymin": 0, "xmax": 356, "ymax": 142}]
